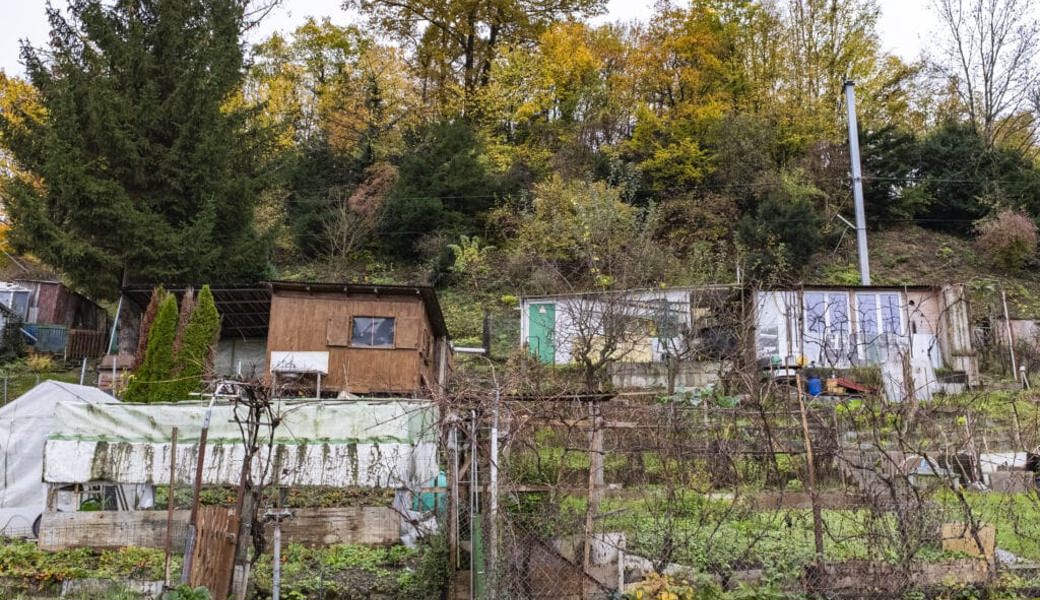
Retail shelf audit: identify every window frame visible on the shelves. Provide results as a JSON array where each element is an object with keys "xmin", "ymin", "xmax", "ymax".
[{"xmin": 350, "ymin": 316, "xmax": 397, "ymax": 349}]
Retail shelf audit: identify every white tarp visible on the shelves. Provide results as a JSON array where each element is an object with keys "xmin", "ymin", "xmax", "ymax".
[
  {"xmin": 44, "ymin": 399, "xmax": 438, "ymax": 490},
  {"xmin": 0, "ymin": 381, "xmax": 116, "ymax": 535}
]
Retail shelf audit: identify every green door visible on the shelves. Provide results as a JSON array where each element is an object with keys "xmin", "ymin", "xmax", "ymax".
[{"xmin": 528, "ymin": 303, "xmax": 556, "ymax": 364}]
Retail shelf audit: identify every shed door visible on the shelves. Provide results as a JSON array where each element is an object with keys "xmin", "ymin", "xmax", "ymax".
[{"xmin": 528, "ymin": 303, "xmax": 556, "ymax": 364}]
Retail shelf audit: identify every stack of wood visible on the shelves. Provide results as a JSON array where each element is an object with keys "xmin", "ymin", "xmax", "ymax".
[{"xmin": 98, "ymin": 353, "xmax": 134, "ymax": 393}]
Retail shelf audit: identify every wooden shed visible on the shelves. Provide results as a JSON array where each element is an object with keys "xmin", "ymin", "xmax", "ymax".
[{"xmin": 265, "ymin": 281, "xmax": 450, "ymax": 396}]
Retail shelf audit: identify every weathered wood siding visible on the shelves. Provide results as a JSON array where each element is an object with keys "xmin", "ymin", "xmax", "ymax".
[
  {"xmin": 39, "ymin": 507, "xmax": 401, "ymax": 551},
  {"xmin": 266, "ymin": 290, "xmax": 436, "ymax": 394}
]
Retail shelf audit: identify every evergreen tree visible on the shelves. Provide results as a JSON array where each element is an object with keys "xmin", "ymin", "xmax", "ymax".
[
  {"xmin": 173, "ymin": 284, "xmax": 221, "ymax": 399},
  {"xmin": 172, "ymin": 287, "xmax": 196, "ymax": 356},
  {"xmin": 0, "ymin": 1, "xmax": 272, "ymax": 300},
  {"xmin": 378, "ymin": 120, "xmax": 494, "ymax": 258},
  {"xmin": 125, "ymin": 293, "xmax": 179, "ymax": 403},
  {"xmin": 133, "ymin": 286, "xmax": 165, "ymax": 370}
]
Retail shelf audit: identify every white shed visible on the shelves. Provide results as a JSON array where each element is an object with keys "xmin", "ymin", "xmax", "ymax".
[{"xmin": 0, "ymin": 381, "xmax": 116, "ymax": 536}]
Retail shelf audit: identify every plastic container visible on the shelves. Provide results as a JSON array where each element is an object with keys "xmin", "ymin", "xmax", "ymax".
[{"xmin": 806, "ymin": 377, "xmax": 823, "ymax": 397}]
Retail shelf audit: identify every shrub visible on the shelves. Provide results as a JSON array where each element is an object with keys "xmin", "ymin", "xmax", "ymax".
[
  {"xmin": 124, "ymin": 293, "xmax": 179, "ymax": 402},
  {"xmin": 0, "ymin": 313, "xmax": 26, "ymax": 363},
  {"xmin": 172, "ymin": 285, "xmax": 220, "ymax": 399},
  {"xmin": 975, "ymin": 209, "xmax": 1038, "ymax": 271},
  {"xmin": 26, "ymin": 353, "xmax": 54, "ymax": 373},
  {"xmin": 133, "ymin": 286, "xmax": 165, "ymax": 369}
]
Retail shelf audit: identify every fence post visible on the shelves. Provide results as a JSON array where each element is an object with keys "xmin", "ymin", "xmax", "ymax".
[
  {"xmin": 796, "ymin": 373, "xmax": 825, "ymax": 569},
  {"xmin": 164, "ymin": 427, "xmax": 179, "ymax": 586}
]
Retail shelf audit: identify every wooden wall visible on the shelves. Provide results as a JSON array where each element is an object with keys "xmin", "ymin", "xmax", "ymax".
[
  {"xmin": 266, "ymin": 290, "xmax": 437, "ymax": 394},
  {"xmin": 22, "ymin": 281, "xmax": 107, "ymax": 330}
]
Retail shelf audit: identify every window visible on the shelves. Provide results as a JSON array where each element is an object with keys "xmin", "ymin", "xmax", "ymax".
[
  {"xmin": 351, "ymin": 317, "xmax": 396, "ymax": 348},
  {"xmin": 855, "ymin": 292, "xmax": 906, "ymax": 363},
  {"xmin": 802, "ymin": 292, "xmax": 853, "ymax": 367}
]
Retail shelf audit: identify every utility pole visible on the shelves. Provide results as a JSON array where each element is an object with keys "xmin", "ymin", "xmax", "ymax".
[{"xmin": 844, "ymin": 80, "xmax": 871, "ymax": 286}]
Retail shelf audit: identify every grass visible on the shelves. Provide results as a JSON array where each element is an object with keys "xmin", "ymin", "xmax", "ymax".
[
  {"xmin": 0, "ymin": 363, "xmax": 87, "ymax": 405},
  {"xmin": 941, "ymin": 491, "xmax": 1040, "ymax": 561}
]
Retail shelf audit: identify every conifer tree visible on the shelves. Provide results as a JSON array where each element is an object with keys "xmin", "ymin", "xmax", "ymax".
[
  {"xmin": 0, "ymin": 1, "xmax": 272, "ymax": 299},
  {"xmin": 125, "ymin": 293, "xmax": 179, "ymax": 403},
  {"xmin": 172, "ymin": 287, "xmax": 196, "ymax": 356},
  {"xmin": 133, "ymin": 286, "xmax": 165, "ymax": 370},
  {"xmin": 173, "ymin": 285, "xmax": 221, "ymax": 398}
]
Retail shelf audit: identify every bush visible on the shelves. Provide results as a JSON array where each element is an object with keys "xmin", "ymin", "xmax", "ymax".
[
  {"xmin": 172, "ymin": 285, "xmax": 220, "ymax": 399},
  {"xmin": 26, "ymin": 353, "xmax": 54, "ymax": 373},
  {"xmin": 124, "ymin": 293, "xmax": 178, "ymax": 402},
  {"xmin": 974, "ymin": 209, "xmax": 1038, "ymax": 271}
]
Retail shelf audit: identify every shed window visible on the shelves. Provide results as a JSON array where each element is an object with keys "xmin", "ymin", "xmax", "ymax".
[{"xmin": 352, "ymin": 317, "xmax": 396, "ymax": 348}]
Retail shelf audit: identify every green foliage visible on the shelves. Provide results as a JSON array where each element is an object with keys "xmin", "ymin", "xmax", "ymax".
[
  {"xmin": 0, "ymin": 312, "xmax": 26, "ymax": 363},
  {"xmin": 172, "ymin": 285, "xmax": 221, "ymax": 399},
  {"xmin": 862, "ymin": 125, "xmax": 930, "ymax": 226},
  {"xmin": 96, "ymin": 546, "xmax": 166, "ymax": 580},
  {"xmin": 0, "ymin": 538, "xmax": 171, "ymax": 594},
  {"xmin": 737, "ymin": 172, "xmax": 825, "ymax": 281},
  {"xmin": 0, "ymin": 0, "xmax": 272, "ymax": 299},
  {"xmin": 378, "ymin": 120, "xmax": 496, "ymax": 258},
  {"xmin": 250, "ymin": 543, "xmax": 433, "ymax": 600},
  {"xmin": 124, "ymin": 293, "xmax": 179, "ymax": 403},
  {"xmin": 916, "ymin": 122, "xmax": 1040, "ymax": 232},
  {"xmin": 164, "ymin": 586, "xmax": 211, "ymax": 600},
  {"xmin": 447, "ymin": 235, "xmax": 496, "ymax": 292}
]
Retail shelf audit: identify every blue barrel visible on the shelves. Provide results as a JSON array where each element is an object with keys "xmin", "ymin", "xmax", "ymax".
[{"xmin": 807, "ymin": 377, "xmax": 823, "ymax": 397}]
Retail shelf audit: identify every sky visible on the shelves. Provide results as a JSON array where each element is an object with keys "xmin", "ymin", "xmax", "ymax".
[{"xmin": 0, "ymin": 0, "xmax": 936, "ymax": 76}]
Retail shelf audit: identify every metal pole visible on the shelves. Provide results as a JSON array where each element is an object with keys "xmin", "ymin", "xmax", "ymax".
[
  {"xmin": 470, "ymin": 410, "xmax": 480, "ymax": 600},
  {"xmin": 272, "ymin": 518, "xmax": 283, "ymax": 600},
  {"xmin": 488, "ymin": 388, "xmax": 499, "ymax": 598},
  {"xmin": 79, "ymin": 357, "xmax": 87, "ymax": 386},
  {"xmin": 844, "ymin": 80, "xmax": 871, "ymax": 286}
]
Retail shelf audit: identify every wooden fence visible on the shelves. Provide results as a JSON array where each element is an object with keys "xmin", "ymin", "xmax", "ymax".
[
  {"xmin": 67, "ymin": 329, "xmax": 108, "ymax": 359},
  {"xmin": 38, "ymin": 507, "xmax": 402, "ymax": 551}
]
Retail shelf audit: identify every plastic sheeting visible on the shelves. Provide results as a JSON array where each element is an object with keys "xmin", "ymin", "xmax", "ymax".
[
  {"xmin": 44, "ymin": 399, "xmax": 439, "ymax": 490},
  {"xmin": 0, "ymin": 381, "xmax": 116, "ymax": 535}
]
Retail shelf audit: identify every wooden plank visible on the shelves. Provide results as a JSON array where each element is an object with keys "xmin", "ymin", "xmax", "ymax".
[
  {"xmin": 279, "ymin": 507, "xmax": 400, "ymax": 546},
  {"xmin": 38, "ymin": 508, "xmax": 401, "ymax": 551},
  {"xmin": 941, "ymin": 523, "xmax": 996, "ymax": 561},
  {"xmin": 38, "ymin": 510, "xmax": 190, "ymax": 551},
  {"xmin": 326, "ymin": 317, "xmax": 352, "ymax": 347},
  {"xmin": 190, "ymin": 506, "xmax": 237, "ymax": 600},
  {"xmin": 395, "ymin": 317, "xmax": 421, "ymax": 349}
]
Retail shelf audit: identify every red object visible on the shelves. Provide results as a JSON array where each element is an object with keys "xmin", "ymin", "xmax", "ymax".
[{"xmin": 835, "ymin": 378, "xmax": 875, "ymax": 393}]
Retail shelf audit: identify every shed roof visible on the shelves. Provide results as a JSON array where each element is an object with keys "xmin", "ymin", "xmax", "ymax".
[{"xmin": 122, "ymin": 285, "xmax": 272, "ymax": 339}]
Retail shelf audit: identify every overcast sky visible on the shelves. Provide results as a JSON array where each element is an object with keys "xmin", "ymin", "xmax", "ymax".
[{"xmin": 1, "ymin": 0, "xmax": 936, "ymax": 76}]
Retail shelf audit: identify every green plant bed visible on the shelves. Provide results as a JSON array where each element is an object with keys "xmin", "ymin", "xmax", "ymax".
[
  {"xmin": 0, "ymin": 539, "xmax": 172, "ymax": 595},
  {"xmin": 249, "ymin": 539, "xmax": 448, "ymax": 600}
]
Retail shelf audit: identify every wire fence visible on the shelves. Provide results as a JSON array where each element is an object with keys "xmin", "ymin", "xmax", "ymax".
[{"xmin": 455, "ymin": 394, "xmax": 1040, "ymax": 599}]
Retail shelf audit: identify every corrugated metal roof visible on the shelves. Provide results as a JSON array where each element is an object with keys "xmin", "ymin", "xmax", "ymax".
[{"xmin": 122, "ymin": 281, "xmax": 450, "ymax": 340}]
